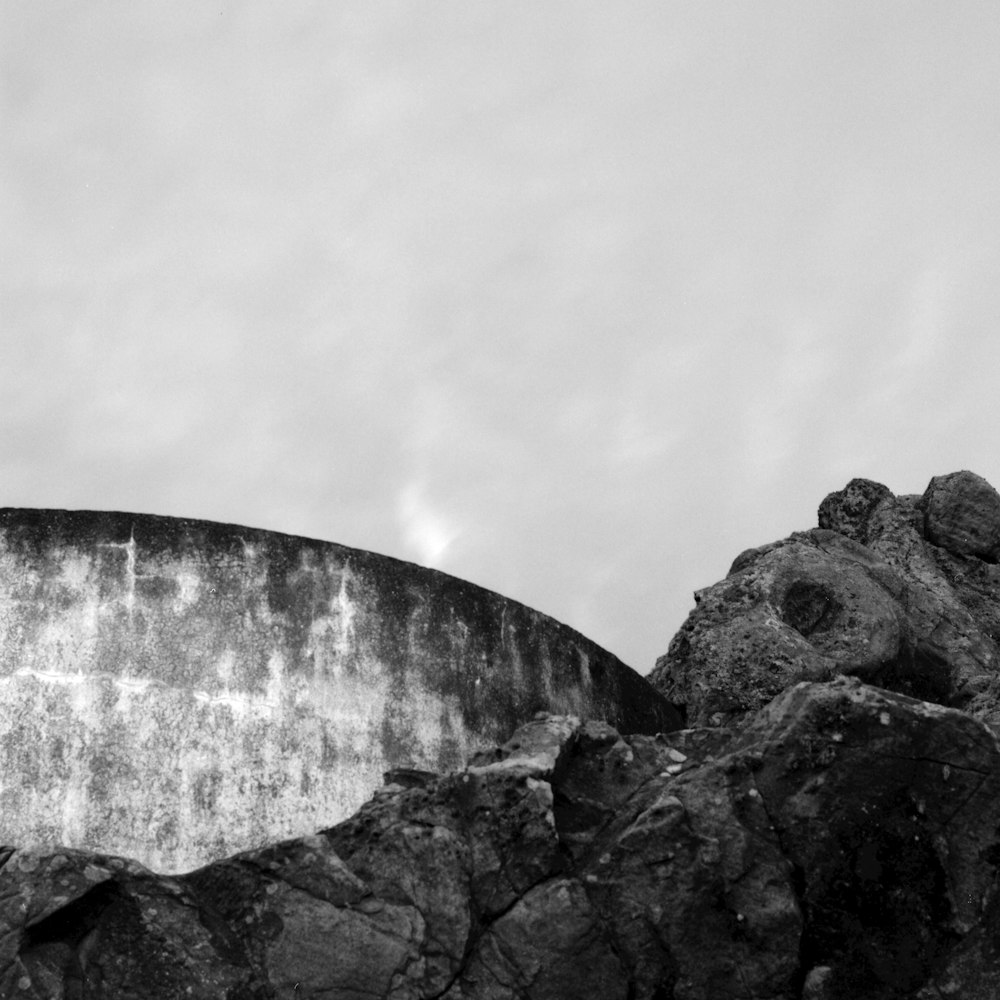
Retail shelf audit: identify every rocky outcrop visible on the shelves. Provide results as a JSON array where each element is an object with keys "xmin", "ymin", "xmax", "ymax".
[
  {"xmin": 5, "ymin": 682, "xmax": 1000, "ymax": 999},
  {"xmin": 9, "ymin": 471, "xmax": 1000, "ymax": 998},
  {"xmin": 0, "ymin": 509, "xmax": 680, "ymax": 872},
  {"xmin": 649, "ymin": 470, "xmax": 1000, "ymax": 731}
]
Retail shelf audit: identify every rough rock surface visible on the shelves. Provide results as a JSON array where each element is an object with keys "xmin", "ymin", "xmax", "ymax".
[
  {"xmin": 9, "ymin": 470, "xmax": 1000, "ymax": 998},
  {"xmin": 649, "ymin": 470, "xmax": 1000, "ymax": 730},
  {"xmin": 5, "ymin": 683, "xmax": 1000, "ymax": 999}
]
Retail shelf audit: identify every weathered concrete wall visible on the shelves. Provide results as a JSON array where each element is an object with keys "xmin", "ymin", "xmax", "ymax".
[{"xmin": 0, "ymin": 509, "xmax": 680, "ymax": 872}]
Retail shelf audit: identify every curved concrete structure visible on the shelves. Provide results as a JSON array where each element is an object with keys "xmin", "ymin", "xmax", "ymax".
[{"xmin": 0, "ymin": 509, "xmax": 680, "ymax": 872}]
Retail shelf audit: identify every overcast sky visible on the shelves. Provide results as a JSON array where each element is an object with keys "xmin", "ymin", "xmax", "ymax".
[{"xmin": 3, "ymin": 2, "xmax": 1000, "ymax": 675}]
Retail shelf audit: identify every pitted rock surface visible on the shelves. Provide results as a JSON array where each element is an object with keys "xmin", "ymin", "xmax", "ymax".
[
  {"xmin": 923, "ymin": 470, "xmax": 1000, "ymax": 562},
  {"xmin": 651, "ymin": 471, "xmax": 1000, "ymax": 730}
]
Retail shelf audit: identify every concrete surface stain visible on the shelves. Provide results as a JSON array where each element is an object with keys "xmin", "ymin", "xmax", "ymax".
[{"xmin": 0, "ymin": 508, "xmax": 679, "ymax": 872}]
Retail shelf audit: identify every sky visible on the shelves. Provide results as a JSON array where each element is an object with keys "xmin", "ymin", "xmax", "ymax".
[{"xmin": 3, "ymin": 2, "xmax": 1000, "ymax": 676}]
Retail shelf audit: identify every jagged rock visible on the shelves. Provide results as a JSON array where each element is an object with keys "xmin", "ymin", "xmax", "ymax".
[
  {"xmin": 736, "ymin": 677, "xmax": 1000, "ymax": 998},
  {"xmin": 6, "ymin": 680, "xmax": 1000, "ymax": 999},
  {"xmin": 816, "ymin": 476, "xmax": 897, "ymax": 545},
  {"xmin": 650, "ymin": 471, "xmax": 1000, "ymax": 730}
]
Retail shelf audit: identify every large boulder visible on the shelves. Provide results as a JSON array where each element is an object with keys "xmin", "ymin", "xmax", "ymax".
[
  {"xmin": 650, "ymin": 472, "xmax": 1000, "ymax": 729},
  {"xmin": 5, "ymin": 681, "xmax": 1000, "ymax": 999},
  {"xmin": 0, "ymin": 509, "xmax": 681, "ymax": 872},
  {"xmin": 922, "ymin": 470, "xmax": 1000, "ymax": 562}
]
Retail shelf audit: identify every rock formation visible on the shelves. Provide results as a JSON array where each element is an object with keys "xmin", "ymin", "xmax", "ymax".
[
  {"xmin": 0, "ymin": 509, "xmax": 680, "ymax": 872},
  {"xmin": 5, "ymin": 685, "xmax": 1000, "ymax": 999},
  {"xmin": 6, "ymin": 471, "xmax": 1000, "ymax": 998},
  {"xmin": 649, "ymin": 470, "xmax": 1000, "ymax": 732}
]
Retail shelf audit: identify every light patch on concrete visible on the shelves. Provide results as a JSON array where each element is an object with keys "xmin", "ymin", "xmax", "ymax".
[
  {"xmin": 398, "ymin": 684, "xmax": 470, "ymax": 769},
  {"xmin": 174, "ymin": 569, "xmax": 201, "ymax": 609},
  {"xmin": 192, "ymin": 686, "xmax": 279, "ymax": 716},
  {"xmin": 98, "ymin": 532, "xmax": 138, "ymax": 616},
  {"xmin": 2, "ymin": 672, "xmax": 385, "ymax": 870},
  {"xmin": 114, "ymin": 676, "xmax": 159, "ymax": 695},
  {"xmin": 308, "ymin": 582, "xmax": 359, "ymax": 682},
  {"xmin": 331, "ymin": 563, "xmax": 357, "ymax": 656},
  {"xmin": 31, "ymin": 627, "xmax": 73, "ymax": 673},
  {"xmin": 13, "ymin": 666, "xmax": 88, "ymax": 684},
  {"xmin": 266, "ymin": 651, "xmax": 285, "ymax": 707},
  {"xmin": 57, "ymin": 553, "xmax": 95, "ymax": 592},
  {"xmin": 300, "ymin": 652, "xmax": 392, "ymax": 734},
  {"xmin": 215, "ymin": 649, "xmax": 236, "ymax": 685},
  {"xmin": 59, "ymin": 781, "xmax": 88, "ymax": 847},
  {"xmin": 547, "ymin": 683, "xmax": 589, "ymax": 720},
  {"xmin": 505, "ymin": 619, "xmax": 525, "ymax": 687},
  {"xmin": 0, "ymin": 543, "xmax": 40, "ymax": 606}
]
